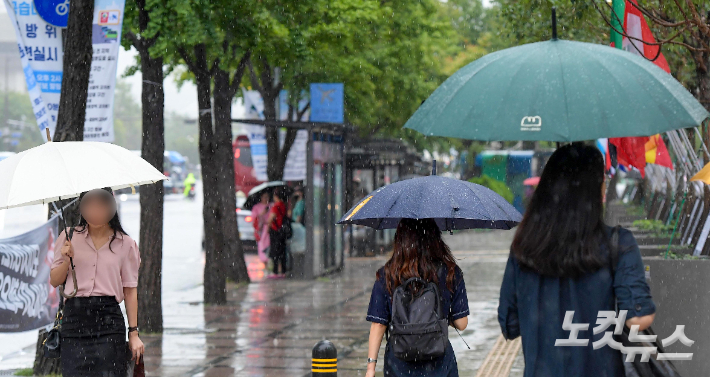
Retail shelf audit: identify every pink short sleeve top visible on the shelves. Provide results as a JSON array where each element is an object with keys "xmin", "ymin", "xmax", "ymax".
[{"xmin": 50, "ymin": 228, "xmax": 141, "ymax": 303}]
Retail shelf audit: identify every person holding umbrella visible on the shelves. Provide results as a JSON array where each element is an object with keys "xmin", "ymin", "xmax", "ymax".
[
  {"xmin": 365, "ymin": 218, "xmax": 469, "ymax": 377},
  {"xmin": 338, "ymin": 165, "xmax": 522, "ymax": 377},
  {"xmin": 252, "ymin": 191, "xmax": 271, "ymax": 264},
  {"xmin": 266, "ymin": 187, "xmax": 288, "ymax": 278},
  {"xmin": 498, "ymin": 144, "xmax": 656, "ymax": 376},
  {"xmin": 50, "ymin": 188, "xmax": 144, "ymax": 375}
]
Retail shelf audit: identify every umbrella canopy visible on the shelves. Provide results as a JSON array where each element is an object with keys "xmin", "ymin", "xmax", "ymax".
[
  {"xmin": 0, "ymin": 141, "xmax": 166, "ymax": 210},
  {"xmin": 337, "ymin": 175, "xmax": 522, "ymax": 230},
  {"xmin": 243, "ymin": 181, "xmax": 291, "ymax": 210},
  {"xmin": 404, "ymin": 39, "xmax": 709, "ymax": 142}
]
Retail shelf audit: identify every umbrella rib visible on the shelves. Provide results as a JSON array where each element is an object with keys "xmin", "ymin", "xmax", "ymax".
[{"xmin": 554, "ymin": 42, "xmax": 571, "ymax": 141}]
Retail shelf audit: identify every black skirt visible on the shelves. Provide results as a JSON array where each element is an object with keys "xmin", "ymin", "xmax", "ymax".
[{"xmin": 61, "ymin": 296, "xmax": 128, "ymax": 377}]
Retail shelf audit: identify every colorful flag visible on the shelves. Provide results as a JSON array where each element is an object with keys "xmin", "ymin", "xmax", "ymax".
[
  {"xmin": 691, "ymin": 162, "xmax": 710, "ymax": 185},
  {"xmin": 622, "ymin": 0, "xmax": 671, "ymax": 73},
  {"xmin": 596, "ymin": 138, "xmax": 612, "ymax": 171},
  {"xmin": 645, "ymin": 134, "xmax": 673, "ymax": 169},
  {"xmin": 610, "ymin": 137, "xmax": 649, "ymax": 177}
]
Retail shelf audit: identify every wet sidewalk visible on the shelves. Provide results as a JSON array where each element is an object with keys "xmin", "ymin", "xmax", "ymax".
[{"xmin": 137, "ymin": 229, "xmax": 522, "ymax": 376}]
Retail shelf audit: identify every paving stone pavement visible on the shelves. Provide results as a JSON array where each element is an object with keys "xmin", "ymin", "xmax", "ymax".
[{"xmin": 136, "ymin": 229, "xmax": 523, "ymax": 377}]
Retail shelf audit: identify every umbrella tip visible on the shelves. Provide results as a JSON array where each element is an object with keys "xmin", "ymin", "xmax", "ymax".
[
  {"xmin": 432, "ymin": 160, "xmax": 437, "ymax": 175},
  {"xmin": 551, "ymin": 7, "xmax": 558, "ymax": 40},
  {"xmin": 45, "ymin": 127, "xmax": 51, "ymax": 142}
]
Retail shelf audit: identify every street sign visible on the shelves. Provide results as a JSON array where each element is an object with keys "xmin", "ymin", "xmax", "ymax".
[
  {"xmin": 34, "ymin": 0, "xmax": 70, "ymax": 28},
  {"xmin": 310, "ymin": 83, "xmax": 344, "ymax": 123}
]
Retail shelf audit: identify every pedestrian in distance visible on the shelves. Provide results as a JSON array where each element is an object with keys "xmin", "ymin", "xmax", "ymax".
[
  {"xmin": 50, "ymin": 188, "xmax": 144, "ymax": 376},
  {"xmin": 266, "ymin": 187, "xmax": 288, "ymax": 279},
  {"xmin": 252, "ymin": 191, "xmax": 271, "ymax": 264},
  {"xmin": 365, "ymin": 218, "xmax": 469, "ymax": 377},
  {"xmin": 498, "ymin": 143, "xmax": 656, "ymax": 377}
]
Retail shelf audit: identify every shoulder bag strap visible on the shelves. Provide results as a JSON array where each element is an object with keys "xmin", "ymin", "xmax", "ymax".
[{"xmin": 609, "ymin": 225, "xmax": 621, "ymax": 312}]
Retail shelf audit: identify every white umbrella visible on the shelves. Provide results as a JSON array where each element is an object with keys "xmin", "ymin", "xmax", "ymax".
[
  {"xmin": 0, "ymin": 141, "xmax": 167, "ymax": 210},
  {"xmin": 0, "ymin": 139, "xmax": 167, "ymax": 299}
]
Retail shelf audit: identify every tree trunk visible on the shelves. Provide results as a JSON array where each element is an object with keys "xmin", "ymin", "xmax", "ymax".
[
  {"xmin": 53, "ymin": 0, "xmax": 94, "ymax": 142},
  {"xmin": 193, "ymin": 46, "xmax": 226, "ymax": 304},
  {"xmin": 137, "ymin": 52, "xmax": 164, "ymax": 333},
  {"xmin": 34, "ymin": 0, "xmax": 94, "ymax": 373},
  {"xmin": 213, "ymin": 69, "xmax": 250, "ymax": 284}
]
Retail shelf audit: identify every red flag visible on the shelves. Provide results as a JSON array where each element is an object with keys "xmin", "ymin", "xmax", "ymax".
[
  {"xmin": 622, "ymin": 0, "xmax": 671, "ymax": 73},
  {"xmin": 645, "ymin": 134, "xmax": 673, "ymax": 169},
  {"xmin": 610, "ymin": 137, "xmax": 649, "ymax": 177}
]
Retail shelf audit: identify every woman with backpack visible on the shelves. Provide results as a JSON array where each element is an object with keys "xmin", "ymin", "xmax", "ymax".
[
  {"xmin": 365, "ymin": 218, "xmax": 469, "ymax": 377},
  {"xmin": 498, "ymin": 143, "xmax": 656, "ymax": 377}
]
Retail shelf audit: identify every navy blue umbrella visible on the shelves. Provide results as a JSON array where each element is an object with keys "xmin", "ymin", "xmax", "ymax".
[{"xmin": 338, "ymin": 175, "xmax": 522, "ymax": 230}]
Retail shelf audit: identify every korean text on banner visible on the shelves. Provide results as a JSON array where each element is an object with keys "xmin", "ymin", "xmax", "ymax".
[
  {"xmin": 84, "ymin": 0, "xmax": 126, "ymax": 142},
  {"xmin": 5, "ymin": 0, "xmax": 63, "ymax": 138},
  {"xmin": 0, "ymin": 217, "xmax": 59, "ymax": 333}
]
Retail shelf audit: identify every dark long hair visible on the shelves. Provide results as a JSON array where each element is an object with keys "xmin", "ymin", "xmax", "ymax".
[
  {"xmin": 75, "ymin": 187, "xmax": 128, "ymax": 252},
  {"xmin": 378, "ymin": 218, "xmax": 458, "ymax": 294},
  {"xmin": 512, "ymin": 143, "xmax": 607, "ymax": 278}
]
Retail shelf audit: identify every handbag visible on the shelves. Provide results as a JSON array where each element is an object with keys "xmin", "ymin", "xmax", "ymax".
[
  {"xmin": 609, "ymin": 226, "xmax": 682, "ymax": 377},
  {"xmin": 42, "ymin": 294, "xmax": 64, "ymax": 358},
  {"xmin": 126, "ymin": 353, "xmax": 145, "ymax": 377}
]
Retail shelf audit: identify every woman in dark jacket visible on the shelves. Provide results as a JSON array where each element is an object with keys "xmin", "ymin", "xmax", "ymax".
[
  {"xmin": 498, "ymin": 143, "xmax": 656, "ymax": 377},
  {"xmin": 365, "ymin": 218, "xmax": 469, "ymax": 377}
]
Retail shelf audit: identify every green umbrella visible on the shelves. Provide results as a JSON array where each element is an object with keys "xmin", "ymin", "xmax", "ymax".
[{"xmin": 403, "ymin": 39, "xmax": 709, "ymax": 142}]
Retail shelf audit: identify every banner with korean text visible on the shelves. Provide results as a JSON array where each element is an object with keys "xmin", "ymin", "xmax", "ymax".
[{"xmin": 0, "ymin": 216, "xmax": 59, "ymax": 332}]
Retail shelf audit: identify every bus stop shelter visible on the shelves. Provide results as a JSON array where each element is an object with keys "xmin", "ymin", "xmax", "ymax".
[{"xmin": 233, "ymin": 119, "xmax": 348, "ymax": 279}]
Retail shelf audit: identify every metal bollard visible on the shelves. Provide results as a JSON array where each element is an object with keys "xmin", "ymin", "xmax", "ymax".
[{"xmin": 312, "ymin": 340, "xmax": 337, "ymax": 376}]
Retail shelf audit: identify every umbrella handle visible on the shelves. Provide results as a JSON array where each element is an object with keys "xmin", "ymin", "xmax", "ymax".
[{"xmin": 59, "ymin": 256, "xmax": 78, "ymax": 299}]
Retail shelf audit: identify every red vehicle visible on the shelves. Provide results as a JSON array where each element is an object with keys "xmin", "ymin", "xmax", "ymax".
[{"xmin": 233, "ymin": 135, "xmax": 263, "ymax": 194}]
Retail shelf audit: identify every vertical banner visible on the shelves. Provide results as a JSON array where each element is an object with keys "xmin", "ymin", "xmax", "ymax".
[
  {"xmin": 242, "ymin": 124, "xmax": 268, "ymax": 182},
  {"xmin": 282, "ymin": 129, "xmax": 308, "ymax": 181},
  {"xmin": 84, "ymin": 0, "xmax": 126, "ymax": 142},
  {"xmin": 5, "ymin": 0, "xmax": 63, "ymax": 137},
  {"xmin": 0, "ymin": 217, "xmax": 59, "ymax": 332},
  {"xmin": 242, "ymin": 124, "xmax": 307, "ymax": 182}
]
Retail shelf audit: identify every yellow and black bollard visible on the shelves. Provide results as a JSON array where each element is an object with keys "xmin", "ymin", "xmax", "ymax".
[{"xmin": 312, "ymin": 340, "xmax": 337, "ymax": 376}]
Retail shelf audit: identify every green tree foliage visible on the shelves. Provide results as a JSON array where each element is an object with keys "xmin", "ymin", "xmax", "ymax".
[
  {"xmin": 0, "ymin": 92, "xmax": 43, "ymax": 151},
  {"xmin": 469, "ymin": 174, "xmax": 514, "ymax": 203}
]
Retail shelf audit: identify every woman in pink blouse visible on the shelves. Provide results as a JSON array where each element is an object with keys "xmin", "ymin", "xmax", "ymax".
[{"xmin": 50, "ymin": 188, "xmax": 144, "ymax": 376}]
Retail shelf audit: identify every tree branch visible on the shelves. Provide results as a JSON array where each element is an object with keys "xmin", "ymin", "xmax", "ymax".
[
  {"xmin": 247, "ymin": 58, "xmax": 263, "ymax": 93},
  {"xmin": 177, "ymin": 46, "xmax": 198, "ymax": 74},
  {"xmin": 125, "ymin": 31, "xmax": 143, "ymax": 51},
  {"xmin": 297, "ymin": 101, "xmax": 310, "ymax": 121},
  {"xmin": 229, "ymin": 50, "xmax": 252, "ymax": 95}
]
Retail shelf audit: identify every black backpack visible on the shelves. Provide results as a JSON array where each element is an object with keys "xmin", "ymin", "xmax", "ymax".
[
  {"xmin": 389, "ymin": 274, "xmax": 449, "ymax": 362},
  {"xmin": 281, "ymin": 216, "xmax": 293, "ymax": 239}
]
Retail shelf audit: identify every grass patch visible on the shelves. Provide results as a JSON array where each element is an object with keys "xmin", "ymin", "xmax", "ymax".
[{"xmin": 13, "ymin": 369, "xmax": 34, "ymax": 376}]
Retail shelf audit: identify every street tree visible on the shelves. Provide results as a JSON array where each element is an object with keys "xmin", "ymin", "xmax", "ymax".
[
  {"xmin": 247, "ymin": 0, "xmax": 454, "ymax": 180},
  {"xmin": 160, "ymin": 0, "xmax": 254, "ymax": 304},
  {"xmin": 122, "ymin": 0, "xmax": 167, "ymax": 334}
]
